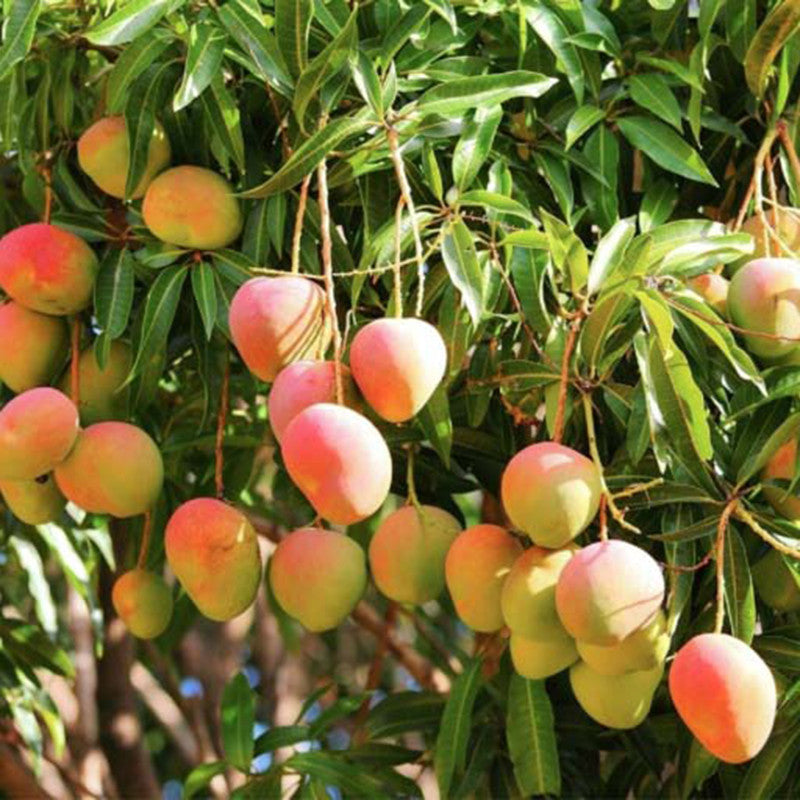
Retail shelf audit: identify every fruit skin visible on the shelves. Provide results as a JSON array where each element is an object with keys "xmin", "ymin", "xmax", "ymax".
[
  {"xmin": 0, "ymin": 302, "xmax": 68, "ymax": 392},
  {"xmin": 501, "ymin": 442, "xmax": 601, "ymax": 548},
  {"xmin": 577, "ymin": 609, "xmax": 670, "ymax": 676},
  {"xmin": 270, "ymin": 527, "xmax": 366, "ymax": 631},
  {"xmin": 444, "ymin": 524, "xmax": 523, "ymax": 632},
  {"xmin": 510, "ymin": 631, "xmax": 579, "ymax": 679},
  {"xmin": 732, "ymin": 209, "xmax": 800, "ymax": 271},
  {"xmin": 349, "ymin": 318, "xmax": 447, "ymax": 423},
  {"xmin": 570, "ymin": 661, "xmax": 663, "ymax": 730},
  {"xmin": 0, "ymin": 474, "xmax": 65, "ymax": 525},
  {"xmin": 555, "ymin": 539, "xmax": 665, "ymax": 646},
  {"xmin": 269, "ymin": 360, "xmax": 358, "ymax": 442},
  {"xmin": 0, "ymin": 223, "xmax": 98, "ymax": 315},
  {"xmin": 669, "ymin": 633, "xmax": 776, "ymax": 764},
  {"xmin": 282, "ymin": 404, "xmax": 392, "ymax": 525},
  {"xmin": 59, "ymin": 341, "xmax": 132, "ymax": 424},
  {"xmin": 165, "ymin": 498, "xmax": 261, "ymax": 621},
  {"xmin": 230, "ymin": 277, "xmax": 331, "ymax": 382},
  {"xmin": 112, "ymin": 569, "xmax": 173, "ymax": 639},
  {"xmin": 728, "ymin": 258, "xmax": 800, "ymax": 360},
  {"xmin": 369, "ymin": 504, "xmax": 461, "ymax": 605},
  {"xmin": 501, "ymin": 545, "xmax": 577, "ymax": 639},
  {"xmin": 78, "ymin": 116, "xmax": 171, "ymax": 199},
  {"xmin": 762, "ymin": 439, "xmax": 800, "ymax": 521},
  {"xmin": 54, "ymin": 422, "xmax": 163, "ymax": 517},
  {"xmin": 0, "ymin": 388, "xmax": 79, "ymax": 480},
  {"xmin": 688, "ymin": 273, "xmax": 729, "ymax": 316},
  {"xmin": 142, "ymin": 166, "xmax": 243, "ymax": 250},
  {"xmin": 752, "ymin": 549, "xmax": 800, "ymax": 612}
]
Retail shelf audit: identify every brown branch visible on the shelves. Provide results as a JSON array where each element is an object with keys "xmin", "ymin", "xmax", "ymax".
[{"xmin": 215, "ymin": 350, "xmax": 230, "ymax": 499}]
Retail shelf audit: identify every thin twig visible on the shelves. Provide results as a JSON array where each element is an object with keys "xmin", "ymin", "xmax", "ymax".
[
  {"xmin": 735, "ymin": 505, "xmax": 800, "ymax": 559},
  {"xmin": 214, "ymin": 349, "xmax": 230, "ymax": 500},
  {"xmin": 552, "ymin": 316, "xmax": 582, "ymax": 443},
  {"xmin": 291, "ymin": 175, "xmax": 312, "ymax": 274},
  {"xmin": 714, "ymin": 498, "xmax": 738, "ymax": 635},
  {"xmin": 393, "ymin": 196, "xmax": 405, "ymax": 318}
]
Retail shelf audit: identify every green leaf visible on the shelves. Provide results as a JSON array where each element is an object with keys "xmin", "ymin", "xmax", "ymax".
[
  {"xmin": 200, "ymin": 76, "xmax": 246, "ymax": 172},
  {"xmin": 9, "ymin": 537, "xmax": 56, "ymax": 635},
  {"xmin": 581, "ymin": 124, "xmax": 619, "ymax": 230},
  {"xmin": 173, "ymin": 22, "xmax": 227, "ymax": 111},
  {"xmin": 434, "ymin": 659, "xmax": 483, "ymax": 798},
  {"xmin": 587, "ymin": 216, "xmax": 636, "ymax": 295},
  {"xmin": 128, "ymin": 264, "xmax": 189, "ymax": 383},
  {"xmin": 581, "ymin": 291, "xmax": 634, "ymax": 373},
  {"xmin": 86, "ymin": 0, "xmax": 177, "ymax": 46},
  {"xmin": 738, "ymin": 723, "xmax": 800, "ymax": 798},
  {"xmin": 452, "ymin": 105, "xmax": 503, "ymax": 191},
  {"xmin": 617, "ymin": 116, "xmax": 717, "ymax": 186},
  {"xmin": 639, "ymin": 179, "xmax": 678, "ymax": 232},
  {"xmin": 0, "ymin": 0, "xmax": 41, "ymax": 82},
  {"xmin": 736, "ymin": 412, "xmax": 800, "ymax": 485},
  {"xmin": 106, "ymin": 31, "xmax": 173, "ymax": 114},
  {"xmin": 94, "ymin": 249, "xmax": 135, "ymax": 367},
  {"xmin": 458, "ymin": 190, "xmax": 533, "ymax": 223},
  {"xmin": 510, "ymin": 247, "xmax": 551, "ymax": 335},
  {"xmin": 276, "ymin": 0, "xmax": 312, "ymax": 79},
  {"xmin": 744, "ymin": 0, "xmax": 800, "ymax": 98},
  {"xmin": 540, "ymin": 209, "xmax": 588, "ymax": 293},
  {"xmin": 191, "ymin": 261, "xmax": 218, "ymax": 341},
  {"xmin": 221, "ymin": 672, "xmax": 255, "ymax": 772},
  {"xmin": 565, "ymin": 104, "xmax": 605, "ymax": 150},
  {"xmin": 417, "ymin": 384, "xmax": 453, "ymax": 467},
  {"xmin": 253, "ymin": 725, "xmax": 310, "ymax": 755},
  {"xmin": 635, "ymin": 55, "xmax": 705, "ymax": 90},
  {"xmin": 723, "ymin": 527, "xmax": 755, "ymax": 644},
  {"xmin": 184, "ymin": 761, "xmax": 227, "ymax": 799},
  {"xmin": 727, "ymin": 0, "xmax": 757, "ymax": 63},
  {"xmin": 417, "ymin": 71, "xmax": 557, "ymax": 115},
  {"xmin": 241, "ymin": 115, "xmax": 371, "ymax": 198},
  {"xmin": 217, "ymin": 0, "xmax": 292, "ymax": 92},
  {"xmin": 506, "ymin": 675, "xmax": 560, "ymax": 797},
  {"xmin": 350, "ymin": 49, "xmax": 383, "ymax": 120},
  {"xmin": 441, "ymin": 220, "xmax": 485, "ymax": 326},
  {"xmin": 629, "ymin": 74, "xmax": 682, "ymax": 130},
  {"xmin": 366, "ymin": 692, "xmax": 444, "ymax": 740}
]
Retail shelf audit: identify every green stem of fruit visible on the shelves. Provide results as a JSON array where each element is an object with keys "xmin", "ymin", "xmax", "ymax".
[
  {"xmin": 291, "ymin": 174, "xmax": 311, "ymax": 274},
  {"xmin": 713, "ymin": 498, "xmax": 738, "ymax": 635},
  {"xmin": 137, "ymin": 511, "xmax": 152, "ymax": 569},
  {"xmin": 393, "ymin": 196, "xmax": 405, "ymax": 318},
  {"xmin": 405, "ymin": 445, "xmax": 422, "ymax": 510}
]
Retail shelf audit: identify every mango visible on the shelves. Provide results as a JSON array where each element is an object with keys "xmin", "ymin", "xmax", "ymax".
[
  {"xmin": 54, "ymin": 422, "xmax": 163, "ymax": 517},
  {"xmin": 688, "ymin": 273, "xmax": 729, "ymax": 316},
  {"xmin": 444, "ymin": 524, "xmax": 523, "ymax": 632},
  {"xmin": 270, "ymin": 527, "xmax": 366, "ymax": 631},
  {"xmin": 78, "ymin": 116, "xmax": 171, "ymax": 199},
  {"xmin": 112, "ymin": 569, "xmax": 173, "ymax": 639},
  {"xmin": 230, "ymin": 277, "xmax": 331, "ymax": 382},
  {"xmin": 165, "ymin": 498, "xmax": 261, "ymax": 621},
  {"xmin": 555, "ymin": 540, "xmax": 665, "ymax": 646},
  {"xmin": 281, "ymin": 404, "xmax": 392, "ymax": 525},
  {"xmin": 510, "ymin": 631, "xmax": 579, "ymax": 680},
  {"xmin": 570, "ymin": 661, "xmax": 663, "ymax": 729},
  {"xmin": 0, "ymin": 388, "xmax": 79, "ymax": 480},
  {"xmin": 349, "ymin": 318, "xmax": 447, "ymax": 422},
  {"xmin": 577, "ymin": 610, "xmax": 670, "ymax": 676},
  {"xmin": 59, "ymin": 341, "xmax": 132, "ymax": 424},
  {"xmin": 0, "ymin": 474, "xmax": 65, "ymax": 525},
  {"xmin": 732, "ymin": 209, "xmax": 800, "ymax": 270},
  {"xmin": 269, "ymin": 360, "xmax": 358, "ymax": 442},
  {"xmin": 501, "ymin": 545, "xmax": 577, "ymax": 639},
  {"xmin": 752, "ymin": 549, "xmax": 800, "ymax": 612},
  {"xmin": 669, "ymin": 633, "xmax": 776, "ymax": 763},
  {"xmin": 0, "ymin": 223, "xmax": 98, "ymax": 315},
  {"xmin": 501, "ymin": 442, "xmax": 601, "ymax": 547},
  {"xmin": 762, "ymin": 439, "xmax": 800, "ymax": 521},
  {"xmin": 142, "ymin": 166, "xmax": 242, "ymax": 250},
  {"xmin": 728, "ymin": 258, "xmax": 800, "ymax": 360},
  {"xmin": 0, "ymin": 302, "xmax": 68, "ymax": 392},
  {"xmin": 369, "ymin": 504, "xmax": 461, "ymax": 605}
]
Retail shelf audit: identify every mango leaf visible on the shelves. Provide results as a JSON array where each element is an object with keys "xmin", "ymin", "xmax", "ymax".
[
  {"xmin": 629, "ymin": 73, "xmax": 682, "ymax": 130},
  {"xmin": 587, "ymin": 216, "xmax": 636, "ymax": 295},
  {"xmin": 565, "ymin": 104, "xmax": 605, "ymax": 150},
  {"xmin": 458, "ymin": 190, "xmax": 533, "ymax": 223},
  {"xmin": 441, "ymin": 219, "xmax": 485, "ymax": 326},
  {"xmin": 241, "ymin": 114, "xmax": 371, "ymax": 198},
  {"xmin": 86, "ymin": 0, "xmax": 177, "ymax": 46},
  {"xmin": 222, "ymin": 672, "xmax": 255, "ymax": 772},
  {"xmin": 200, "ymin": 76, "xmax": 246, "ymax": 172},
  {"xmin": 9, "ymin": 537, "xmax": 56, "ymax": 635},
  {"xmin": 452, "ymin": 105, "xmax": 503, "ymax": 191},
  {"xmin": 636, "ymin": 55, "xmax": 705, "ymax": 90},
  {"xmin": 639, "ymin": 179, "xmax": 678, "ymax": 232},
  {"xmin": 617, "ymin": 116, "xmax": 717, "ymax": 186},
  {"xmin": 417, "ymin": 71, "xmax": 557, "ymax": 115},
  {"xmin": 275, "ymin": 0, "xmax": 312, "ymax": 79},
  {"xmin": 106, "ymin": 31, "xmax": 173, "ymax": 114},
  {"xmin": 744, "ymin": 0, "xmax": 800, "ymax": 97},
  {"xmin": 738, "ymin": 723, "xmax": 800, "ymax": 799},
  {"xmin": 581, "ymin": 123, "xmax": 618, "ymax": 230},
  {"xmin": 173, "ymin": 22, "xmax": 227, "ymax": 111},
  {"xmin": 736, "ymin": 411, "xmax": 800, "ymax": 485},
  {"xmin": 540, "ymin": 209, "xmax": 588, "ymax": 293},
  {"xmin": 94, "ymin": 249, "xmax": 135, "ymax": 368},
  {"xmin": 506, "ymin": 676, "xmax": 560, "ymax": 797},
  {"xmin": 726, "ymin": 0, "xmax": 757, "ymax": 63},
  {"xmin": 723, "ymin": 526, "xmax": 755, "ymax": 644},
  {"xmin": 418, "ymin": 384, "xmax": 453, "ymax": 467},
  {"xmin": 580, "ymin": 291, "xmax": 634, "ymax": 373},
  {"xmin": 0, "ymin": 0, "xmax": 41, "ymax": 82},
  {"xmin": 191, "ymin": 260, "xmax": 218, "ymax": 340},
  {"xmin": 184, "ymin": 762, "xmax": 227, "ymax": 799},
  {"xmin": 434, "ymin": 659, "xmax": 483, "ymax": 798},
  {"xmin": 510, "ymin": 247, "xmax": 551, "ymax": 335},
  {"xmin": 350, "ymin": 49, "xmax": 383, "ymax": 120}
]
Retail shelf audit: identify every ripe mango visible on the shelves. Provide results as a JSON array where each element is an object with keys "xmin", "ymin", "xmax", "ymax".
[
  {"xmin": 369, "ymin": 504, "xmax": 461, "ymax": 605},
  {"xmin": 501, "ymin": 442, "xmax": 601, "ymax": 547},
  {"xmin": 688, "ymin": 273, "xmax": 729, "ymax": 316},
  {"xmin": 444, "ymin": 524, "xmax": 522, "ymax": 632},
  {"xmin": 165, "ymin": 498, "xmax": 261, "ymax": 621},
  {"xmin": 0, "ymin": 302, "xmax": 68, "ymax": 392},
  {"xmin": 270, "ymin": 527, "xmax": 366, "ymax": 631},
  {"xmin": 510, "ymin": 631, "xmax": 579, "ymax": 680},
  {"xmin": 112, "ymin": 569, "xmax": 173, "ymax": 639},
  {"xmin": 0, "ymin": 223, "xmax": 98, "ymax": 315},
  {"xmin": 0, "ymin": 474, "xmax": 65, "ymax": 525},
  {"xmin": 54, "ymin": 422, "xmax": 163, "ymax": 517}
]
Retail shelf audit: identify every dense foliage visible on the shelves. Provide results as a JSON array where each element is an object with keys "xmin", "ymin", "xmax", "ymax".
[{"xmin": 2, "ymin": 0, "xmax": 800, "ymax": 797}]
